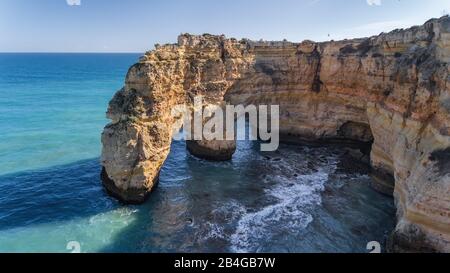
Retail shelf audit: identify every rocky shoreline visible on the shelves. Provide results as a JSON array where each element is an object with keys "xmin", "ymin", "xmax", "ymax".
[{"xmin": 101, "ymin": 16, "xmax": 450, "ymax": 252}]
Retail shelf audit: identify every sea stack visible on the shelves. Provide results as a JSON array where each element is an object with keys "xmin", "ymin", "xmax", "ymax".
[{"xmin": 101, "ymin": 17, "xmax": 450, "ymax": 252}]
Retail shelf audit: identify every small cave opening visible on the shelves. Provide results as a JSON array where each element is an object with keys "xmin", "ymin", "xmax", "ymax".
[
  {"xmin": 337, "ymin": 121, "xmax": 374, "ymax": 155},
  {"xmin": 337, "ymin": 121, "xmax": 374, "ymax": 144}
]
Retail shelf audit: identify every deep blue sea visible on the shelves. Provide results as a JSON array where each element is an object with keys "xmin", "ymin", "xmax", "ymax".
[{"xmin": 0, "ymin": 53, "xmax": 395, "ymax": 253}]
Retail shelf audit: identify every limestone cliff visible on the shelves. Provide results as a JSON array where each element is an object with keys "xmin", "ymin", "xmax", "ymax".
[{"xmin": 101, "ymin": 17, "xmax": 450, "ymax": 252}]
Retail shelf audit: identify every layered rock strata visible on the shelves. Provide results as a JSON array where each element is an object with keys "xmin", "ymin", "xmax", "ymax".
[{"xmin": 101, "ymin": 17, "xmax": 450, "ymax": 252}]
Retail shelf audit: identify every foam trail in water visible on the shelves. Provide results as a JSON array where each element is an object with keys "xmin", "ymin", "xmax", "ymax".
[{"xmin": 230, "ymin": 156, "xmax": 338, "ymax": 253}]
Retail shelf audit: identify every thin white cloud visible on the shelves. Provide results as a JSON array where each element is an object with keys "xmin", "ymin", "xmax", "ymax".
[
  {"xmin": 367, "ymin": 0, "xmax": 381, "ymax": 6},
  {"xmin": 66, "ymin": 0, "xmax": 81, "ymax": 6}
]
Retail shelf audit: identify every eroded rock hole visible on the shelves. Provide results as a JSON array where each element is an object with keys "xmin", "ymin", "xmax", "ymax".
[{"xmin": 337, "ymin": 121, "xmax": 374, "ymax": 144}]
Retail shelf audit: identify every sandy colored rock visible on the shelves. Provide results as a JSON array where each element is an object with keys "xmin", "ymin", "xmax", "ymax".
[{"xmin": 101, "ymin": 17, "xmax": 450, "ymax": 252}]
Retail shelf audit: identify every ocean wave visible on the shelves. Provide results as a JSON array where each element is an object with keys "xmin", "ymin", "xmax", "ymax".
[{"xmin": 229, "ymin": 153, "xmax": 339, "ymax": 253}]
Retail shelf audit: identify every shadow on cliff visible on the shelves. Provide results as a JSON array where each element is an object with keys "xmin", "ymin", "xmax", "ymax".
[{"xmin": 0, "ymin": 158, "xmax": 120, "ymax": 232}]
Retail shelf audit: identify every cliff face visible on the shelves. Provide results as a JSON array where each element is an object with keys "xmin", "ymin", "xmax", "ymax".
[{"xmin": 101, "ymin": 17, "xmax": 450, "ymax": 252}]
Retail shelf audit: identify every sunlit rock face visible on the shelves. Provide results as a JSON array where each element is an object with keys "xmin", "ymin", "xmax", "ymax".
[{"xmin": 101, "ymin": 17, "xmax": 450, "ymax": 252}]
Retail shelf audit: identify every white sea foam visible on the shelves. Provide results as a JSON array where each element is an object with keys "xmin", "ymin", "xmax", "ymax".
[
  {"xmin": 230, "ymin": 156, "xmax": 338, "ymax": 253},
  {"xmin": 201, "ymin": 201, "xmax": 246, "ymax": 242},
  {"xmin": 203, "ymin": 223, "xmax": 226, "ymax": 240}
]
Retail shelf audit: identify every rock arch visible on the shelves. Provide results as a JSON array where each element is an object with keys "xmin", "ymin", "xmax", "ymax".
[{"xmin": 101, "ymin": 17, "xmax": 450, "ymax": 252}]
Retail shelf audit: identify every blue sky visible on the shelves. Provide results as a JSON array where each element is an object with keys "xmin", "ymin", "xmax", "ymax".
[{"xmin": 0, "ymin": 0, "xmax": 449, "ymax": 52}]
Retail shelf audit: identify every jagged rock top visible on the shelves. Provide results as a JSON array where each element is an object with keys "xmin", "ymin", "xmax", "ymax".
[
  {"xmin": 141, "ymin": 16, "xmax": 449, "ymax": 63},
  {"xmin": 102, "ymin": 16, "xmax": 450, "ymax": 252}
]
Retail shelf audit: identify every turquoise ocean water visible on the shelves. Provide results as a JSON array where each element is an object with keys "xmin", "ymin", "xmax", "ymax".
[{"xmin": 0, "ymin": 54, "xmax": 395, "ymax": 253}]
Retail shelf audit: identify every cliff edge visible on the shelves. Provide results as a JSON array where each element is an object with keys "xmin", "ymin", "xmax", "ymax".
[{"xmin": 101, "ymin": 17, "xmax": 450, "ymax": 252}]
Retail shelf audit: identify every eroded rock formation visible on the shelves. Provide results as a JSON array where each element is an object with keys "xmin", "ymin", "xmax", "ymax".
[{"xmin": 101, "ymin": 17, "xmax": 450, "ymax": 252}]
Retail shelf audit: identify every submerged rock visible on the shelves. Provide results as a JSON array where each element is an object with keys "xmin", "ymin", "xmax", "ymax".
[{"xmin": 101, "ymin": 16, "xmax": 450, "ymax": 252}]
